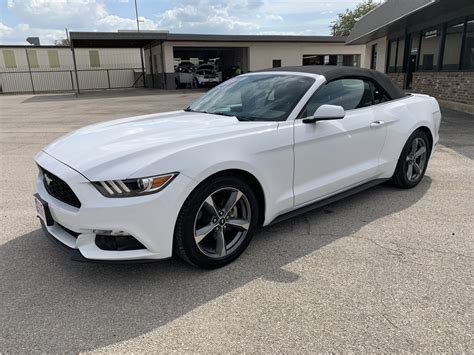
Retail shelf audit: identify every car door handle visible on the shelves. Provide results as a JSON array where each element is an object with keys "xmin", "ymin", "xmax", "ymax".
[{"xmin": 370, "ymin": 120, "xmax": 385, "ymax": 127}]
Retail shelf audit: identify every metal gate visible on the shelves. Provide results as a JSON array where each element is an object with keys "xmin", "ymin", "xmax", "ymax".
[{"xmin": 0, "ymin": 68, "xmax": 143, "ymax": 94}]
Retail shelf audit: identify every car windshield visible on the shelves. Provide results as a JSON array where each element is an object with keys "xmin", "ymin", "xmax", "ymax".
[{"xmin": 186, "ymin": 74, "xmax": 315, "ymax": 122}]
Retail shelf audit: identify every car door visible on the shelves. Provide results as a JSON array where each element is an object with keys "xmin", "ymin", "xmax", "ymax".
[{"xmin": 293, "ymin": 78, "xmax": 387, "ymax": 206}]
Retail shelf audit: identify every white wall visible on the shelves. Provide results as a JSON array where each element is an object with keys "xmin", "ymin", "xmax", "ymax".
[{"xmin": 362, "ymin": 37, "xmax": 387, "ymax": 73}]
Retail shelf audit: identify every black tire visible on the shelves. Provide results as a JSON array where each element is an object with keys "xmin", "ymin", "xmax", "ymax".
[
  {"xmin": 174, "ymin": 175, "xmax": 259, "ymax": 269},
  {"xmin": 392, "ymin": 130, "xmax": 431, "ymax": 189}
]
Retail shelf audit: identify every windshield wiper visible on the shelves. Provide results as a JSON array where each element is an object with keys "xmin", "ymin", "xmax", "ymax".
[
  {"xmin": 184, "ymin": 108, "xmax": 236, "ymax": 118},
  {"xmin": 235, "ymin": 115, "xmax": 266, "ymax": 122},
  {"xmin": 208, "ymin": 111, "xmax": 234, "ymax": 117}
]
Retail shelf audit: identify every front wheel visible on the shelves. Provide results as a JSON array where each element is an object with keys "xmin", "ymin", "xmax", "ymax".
[
  {"xmin": 174, "ymin": 175, "xmax": 259, "ymax": 269},
  {"xmin": 392, "ymin": 130, "xmax": 431, "ymax": 188}
]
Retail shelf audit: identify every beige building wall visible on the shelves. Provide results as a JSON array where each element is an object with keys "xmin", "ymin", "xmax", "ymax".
[
  {"xmin": 161, "ymin": 41, "xmax": 367, "ymax": 73},
  {"xmin": 248, "ymin": 42, "xmax": 366, "ymax": 71},
  {"xmin": 362, "ymin": 37, "xmax": 387, "ymax": 73}
]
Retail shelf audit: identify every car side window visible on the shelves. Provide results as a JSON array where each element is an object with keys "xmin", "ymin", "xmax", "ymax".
[
  {"xmin": 372, "ymin": 83, "xmax": 391, "ymax": 104},
  {"xmin": 303, "ymin": 79, "xmax": 374, "ymax": 117}
]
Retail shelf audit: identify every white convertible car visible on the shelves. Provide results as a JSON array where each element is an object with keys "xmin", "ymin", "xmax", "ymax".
[{"xmin": 34, "ymin": 66, "xmax": 441, "ymax": 268}]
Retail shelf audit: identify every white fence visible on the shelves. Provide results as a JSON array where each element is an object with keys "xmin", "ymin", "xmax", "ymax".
[
  {"xmin": 0, "ymin": 46, "xmax": 143, "ymax": 94},
  {"xmin": 0, "ymin": 68, "xmax": 143, "ymax": 93}
]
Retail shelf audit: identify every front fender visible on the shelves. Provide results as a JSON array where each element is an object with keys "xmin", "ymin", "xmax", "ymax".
[{"xmin": 130, "ymin": 123, "xmax": 294, "ymax": 225}]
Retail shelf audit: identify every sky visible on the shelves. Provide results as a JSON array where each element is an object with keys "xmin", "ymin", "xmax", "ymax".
[{"xmin": 0, "ymin": 0, "xmax": 364, "ymax": 45}]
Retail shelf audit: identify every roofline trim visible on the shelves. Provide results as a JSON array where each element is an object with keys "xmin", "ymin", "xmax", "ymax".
[
  {"xmin": 69, "ymin": 31, "xmax": 347, "ymax": 44},
  {"xmin": 345, "ymin": 0, "xmax": 437, "ymax": 44}
]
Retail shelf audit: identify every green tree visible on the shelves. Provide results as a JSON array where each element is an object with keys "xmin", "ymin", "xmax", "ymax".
[
  {"xmin": 331, "ymin": 0, "xmax": 380, "ymax": 36},
  {"xmin": 54, "ymin": 38, "xmax": 70, "ymax": 46}
]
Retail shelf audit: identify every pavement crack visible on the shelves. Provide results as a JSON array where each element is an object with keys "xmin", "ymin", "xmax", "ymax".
[
  {"xmin": 387, "ymin": 240, "xmax": 473, "ymax": 259},
  {"xmin": 381, "ymin": 313, "xmax": 399, "ymax": 329},
  {"xmin": 351, "ymin": 236, "xmax": 473, "ymax": 259},
  {"xmin": 351, "ymin": 236, "xmax": 405, "ymax": 257}
]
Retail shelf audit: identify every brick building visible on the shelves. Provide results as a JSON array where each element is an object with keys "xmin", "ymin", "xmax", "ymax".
[{"xmin": 346, "ymin": 0, "xmax": 474, "ymax": 108}]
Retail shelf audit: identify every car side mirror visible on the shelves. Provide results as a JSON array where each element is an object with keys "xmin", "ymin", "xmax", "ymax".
[{"xmin": 303, "ymin": 104, "xmax": 345, "ymax": 124}]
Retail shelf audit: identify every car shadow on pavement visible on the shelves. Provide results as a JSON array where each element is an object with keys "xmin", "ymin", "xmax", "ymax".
[
  {"xmin": 439, "ymin": 108, "xmax": 474, "ymax": 160},
  {"xmin": 0, "ymin": 178, "xmax": 431, "ymax": 352}
]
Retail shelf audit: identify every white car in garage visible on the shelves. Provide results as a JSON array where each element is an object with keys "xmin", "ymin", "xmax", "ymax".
[
  {"xmin": 34, "ymin": 66, "xmax": 441, "ymax": 268},
  {"xmin": 193, "ymin": 64, "xmax": 222, "ymax": 87}
]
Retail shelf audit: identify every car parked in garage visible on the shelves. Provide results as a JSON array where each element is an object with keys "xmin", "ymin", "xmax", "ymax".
[
  {"xmin": 193, "ymin": 64, "xmax": 222, "ymax": 87},
  {"xmin": 174, "ymin": 63, "xmax": 196, "ymax": 88},
  {"xmin": 34, "ymin": 66, "xmax": 441, "ymax": 268}
]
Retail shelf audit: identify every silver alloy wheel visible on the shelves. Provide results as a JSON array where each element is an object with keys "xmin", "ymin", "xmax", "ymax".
[
  {"xmin": 193, "ymin": 187, "xmax": 251, "ymax": 259},
  {"xmin": 405, "ymin": 137, "xmax": 427, "ymax": 182}
]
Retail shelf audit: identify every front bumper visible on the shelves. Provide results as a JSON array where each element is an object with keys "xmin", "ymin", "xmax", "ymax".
[
  {"xmin": 198, "ymin": 78, "xmax": 220, "ymax": 85},
  {"xmin": 35, "ymin": 151, "xmax": 197, "ymax": 262}
]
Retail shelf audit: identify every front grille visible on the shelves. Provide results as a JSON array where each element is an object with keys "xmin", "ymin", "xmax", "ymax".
[{"xmin": 40, "ymin": 167, "xmax": 81, "ymax": 208}]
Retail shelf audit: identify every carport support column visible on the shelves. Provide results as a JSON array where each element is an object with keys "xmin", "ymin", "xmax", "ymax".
[
  {"xmin": 71, "ymin": 42, "xmax": 80, "ymax": 94},
  {"xmin": 24, "ymin": 47, "xmax": 35, "ymax": 94},
  {"xmin": 140, "ymin": 47, "xmax": 146, "ymax": 88}
]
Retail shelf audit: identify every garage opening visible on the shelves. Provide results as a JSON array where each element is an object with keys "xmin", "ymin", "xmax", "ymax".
[{"xmin": 173, "ymin": 47, "xmax": 249, "ymax": 88}]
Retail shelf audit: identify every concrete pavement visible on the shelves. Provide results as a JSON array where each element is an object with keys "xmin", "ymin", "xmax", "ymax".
[{"xmin": 0, "ymin": 90, "xmax": 472, "ymax": 353}]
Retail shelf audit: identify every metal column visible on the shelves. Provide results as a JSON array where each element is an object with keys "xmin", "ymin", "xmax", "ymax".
[
  {"xmin": 24, "ymin": 47, "xmax": 35, "ymax": 94},
  {"xmin": 70, "ymin": 42, "xmax": 80, "ymax": 94}
]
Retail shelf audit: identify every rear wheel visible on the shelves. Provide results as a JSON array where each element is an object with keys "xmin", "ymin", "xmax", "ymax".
[
  {"xmin": 392, "ymin": 130, "xmax": 431, "ymax": 188},
  {"xmin": 174, "ymin": 175, "xmax": 258, "ymax": 269}
]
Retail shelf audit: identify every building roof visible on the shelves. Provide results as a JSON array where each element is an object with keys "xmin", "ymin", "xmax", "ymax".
[
  {"xmin": 346, "ymin": 0, "xmax": 437, "ymax": 44},
  {"xmin": 258, "ymin": 65, "xmax": 406, "ymax": 99},
  {"xmin": 69, "ymin": 31, "xmax": 346, "ymax": 48}
]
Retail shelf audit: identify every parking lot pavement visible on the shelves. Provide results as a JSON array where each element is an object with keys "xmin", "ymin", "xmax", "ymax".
[{"xmin": 0, "ymin": 90, "xmax": 472, "ymax": 353}]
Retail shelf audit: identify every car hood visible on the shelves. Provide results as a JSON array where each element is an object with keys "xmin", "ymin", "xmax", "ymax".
[{"xmin": 42, "ymin": 111, "xmax": 276, "ymax": 181}]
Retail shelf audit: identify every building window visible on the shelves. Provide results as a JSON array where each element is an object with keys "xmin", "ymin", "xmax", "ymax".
[
  {"xmin": 387, "ymin": 40, "xmax": 397, "ymax": 72},
  {"xmin": 396, "ymin": 38, "xmax": 405, "ymax": 72},
  {"xmin": 370, "ymin": 44, "xmax": 377, "ymax": 69},
  {"xmin": 302, "ymin": 55, "xmax": 336, "ymax": 65},
  {"xmin": 303, "ymin": 55, "xmax": 324, "ymax": 65},
  {"xmin": 303, "ymin": 54, "xmax": 358, "ymax": 67},
  {"xmin": 89, "ymin": 50, "xmax": 100, "ymax": 68},
  {"xmin": 27, "ymin": 49, "xmax": 39, "ymax": 68},
  {"xmin": 2, "ymin": 50, "xmax": 17, "ymax": 68},
  {"xmin": 47, "ymin": 50, "xmax": 60, "ymax": 68},
  {"xmin": 324, "ymin": 55, "xmax": 337, "ymax": 65},
  {"xmin": 272, "ymin": 59, "xmax": 282, "ymax": 68},
  {"xmin": 461, "ymin": 18, "xmax": 474, "ymax": 70},
  {"xmin": 419, "ymin": 27, "xmax": 442, "ymax": 71},
  {"xmin": 442, "ymin": 21, "xmax": 464, "ymax": 70},
  {"xmin": 342, "ymin": 54, "xmax": 360, "ymax": 67}
]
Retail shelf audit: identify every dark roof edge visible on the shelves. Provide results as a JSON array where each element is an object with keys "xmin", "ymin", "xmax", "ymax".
[
  {"xmin": 346, "ymin": 0, "xmax": 437, "ymax": 44},
  {"xmin": 69, "ymin": 31, "xmax": 347, "ymax": 43}
]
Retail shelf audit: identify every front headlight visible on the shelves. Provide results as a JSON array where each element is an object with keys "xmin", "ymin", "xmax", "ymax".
[{"xmin": 92, "ymin": 173, "xmax": 178, "ymax": 198}]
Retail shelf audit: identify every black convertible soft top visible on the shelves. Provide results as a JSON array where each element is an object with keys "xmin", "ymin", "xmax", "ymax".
[{"xmin": 258, "ymin": 65, "xmax": 406, "ymax": 100}]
